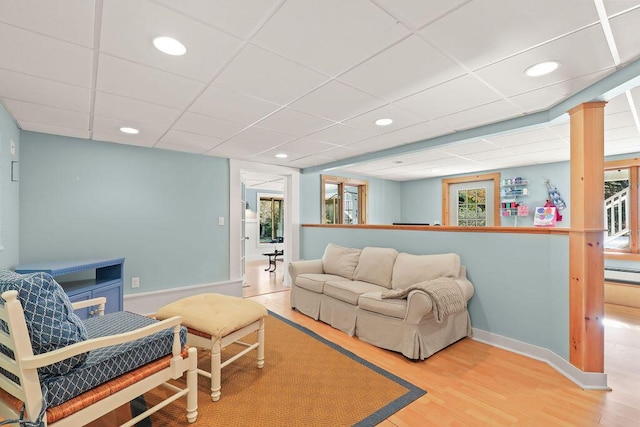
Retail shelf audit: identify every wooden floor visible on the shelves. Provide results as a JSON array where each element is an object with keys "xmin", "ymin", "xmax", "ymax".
[{"xmin": 245, "ymin": 262, "xmax": 640, "ymax": 426}]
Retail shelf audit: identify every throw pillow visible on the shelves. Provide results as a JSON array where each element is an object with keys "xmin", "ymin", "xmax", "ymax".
[
  {"xmin": 0, "ymin": 270, "xmax": 88, "ymax": 377},
  {"xmin": 353, "ymin": 247, "xmax": 398, "ymax": 288},
  {"xmin": 322, "ymin": 243, "xmax": 361, "ymax": 279}
]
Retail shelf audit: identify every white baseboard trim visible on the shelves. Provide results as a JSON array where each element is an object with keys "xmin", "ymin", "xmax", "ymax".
[
  {"xmin": 123, "ymin": 279, "xmax": 243, "ymax": 316},
  {"xmin": 472, "ymin": 328, "xmax": 610, "ymax": 390}
]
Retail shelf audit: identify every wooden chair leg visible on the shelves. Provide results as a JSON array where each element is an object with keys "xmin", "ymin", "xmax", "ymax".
[
  {"xmin": 210, "ymin": 339, "xmax": 222, "ymax": 401},
  {"xmin": 257, "ymin": 318, "xmax": 265, "ymax": 369},
  {"xmin": 186, "ymin": 347, "xmax": 198, "ymax": 423}
]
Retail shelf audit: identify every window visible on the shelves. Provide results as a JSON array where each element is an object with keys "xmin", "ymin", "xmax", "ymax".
[
  {"xmin": 604, "ymin": 160, "xmax": 638, "ymax": 254},
  {"xmin": 321, "ymin": 175, "xmax": 368, "ymax": 224},
  {"xmin": 259, "ymin": 196, "xmax": 284, "ymax": 243},
  {"xmin": 457, "ymin": 188, "xmax": 487, "ymax": 226}
]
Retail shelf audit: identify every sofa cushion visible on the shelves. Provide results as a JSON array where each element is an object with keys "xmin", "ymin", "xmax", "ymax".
[
  {"xmin": 391, "ymin": 253, "xmax": 461, "ymax": 290},
  {"xmin": 353, "ymin": 247, "xmax": 398, "ymax": 288},
  {"xmin": 0, "ymin": 270, "xmax": 88, "ymax": 377},
  {"xmin": 323, "ymin": 280, "xmax": 387, "ymax": 305},
  {"xmin": 295, "ymin": 273, "xmax": 350, "ymax": 293},
  {"xmin": 322, "ymin": 243, "xmax": 361, "ymax": 279},
  {"xmin": 358, "ymin": 292, "xmax": 407, "ymax": 319}
]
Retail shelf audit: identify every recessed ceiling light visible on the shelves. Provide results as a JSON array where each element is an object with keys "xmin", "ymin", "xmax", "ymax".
[
  {"xmin": 119, "ymin": 127, "xmax": 139, "ymax": 135},
  {"xmin": 153, "ymin": 36, "xmax": 187, "ymax": 56},
  {"xmin": 275, "ymin": 153, "xmax": 288, "ymax": 158},
  {"xmin": 525, "ymin": 61, "xmax": 560, "ymax": 77},
  {"xmin": 375, "ymin": 118, "xmax": 393, "ymax": 126}
]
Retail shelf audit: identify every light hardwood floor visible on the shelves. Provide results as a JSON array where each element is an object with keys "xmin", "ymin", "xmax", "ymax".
[{"xmin": 245, "ymin": 262, "xmax": 640, "ymax": 426}]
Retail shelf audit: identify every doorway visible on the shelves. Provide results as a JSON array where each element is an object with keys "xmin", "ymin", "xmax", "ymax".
[{"xmin": 229, "ymin": 159, "xmax": 300, "ymax": 293}]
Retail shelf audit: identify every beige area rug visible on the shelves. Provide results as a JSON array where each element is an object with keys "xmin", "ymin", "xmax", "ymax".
[{"xmin": 136, "ymin": 312, "xmax": 425, "ymax": 427}]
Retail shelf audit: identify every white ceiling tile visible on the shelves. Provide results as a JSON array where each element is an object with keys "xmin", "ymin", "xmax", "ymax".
[
  {"xmin": 92, "ymin": 116, "xmax": 164, "ymax": 147},
  {"xmin": 308, "ymin": 123, "xmax": 375, "ymax": 145},
  {"xmin": 100, "ymin": 0, "xmax": 242, "ymax": 82},
  {"xmin": 605, "ymin": 111, "xmax": 637, "ymax": 130},
  {"xmin": 606, "ymin": 125, "xmax": 640, "ymax": 141},
  {"xmin": 95, "ymin": 92, "xmax": 182, "ymax": 126},
  {"xmin": 344, "ymin": 104, "xmax": 428, "ymax": 134},
  {"xmin": 251, "ymin": 148, "xmax": 307, "ymax": 164},
  {"xmin": 3, "ymin": 99, "xmax": 89, "ymax": 130},
  {"xmin": 154, "ymin": 0, "xmax": 282, "ymax": 39},
  {"xmin": 321, "ymin": 145, "xmax": 361, "ymax": 160},
  {"xmin": 429, "ymin": 100, "xmax": 523, "ymax": 132},
  {"xmin": 255, "ymin": 108, "xmax": 335, "ymax": 136},
  {"xmin": 17, "ymin": 121, "xmax": 91, "ymax": 140},
  {"xmin": 97, "ymin": 54, "xmax": 205, "ymax": 108},
  {"xmin": 189, "ymin": 85, "xmax": 281, "ymax": 124},
  {"xmin": 521, "ymin": 147, "xmax": 571, "ymax": 163},
  {"xmin": 603, "ymin": 1, "xmax": 640, "ymax": 16},
  {"xmin": 223, "ymin": 126, "xmax": 298, "ymax": 152},
  {"xmin": 173, "ymin": 112, "xmax": 246, "ymax": 139},
  {"xmin": 371, "ymin": 120, "xmax": 456, "ymax": 147},
  {"xmin": 290, "ymin": 80, "xmax": 386, "ymax": 121},
  {"xmin": 253, "ymin": 0, "xmax": 410, "ymax": 75},
  {"xmin": 475, "ymin": 26, "xmax": 615, "ymax": 98},
  {"xmin": 609, "ymin": 7, "xmax": 640, "ymax": 64},
  {"xmin": 440, "ymin": 141, "xmax": 501, "ymax": 156},
  {"xmin": 605, "ymin": 90, "xmax": 633, "ymax": 113},
  {"xmin": 158, "ymin": 129, "xmax": 225, "ymax": 151},
  {"xmin": 154, "ymin": 142, "xmax": 208, "ymax": 154},
  {"xmin": 0, "ymin": 23, "xmax": 93, "ymax": 87},
  {"xmin": 488, "ymin": 127, "xmax": 567, "ymax": 147},
  {"xmin": 0, "ymin": 0, "xmax": 95, "ymax": 47},
  {"xmin": 420, "ymin": 0, "xmax": 600, "ymax": 70},
  {"xmin": 375, "ymin": 0, "xmax": 471, "ymax": 29},
  {"xmin": 508, "ymin": 69, "xmax": 614, "ymax": 113},
  {"xmin": 605, "ymin": 137, "xmax": 640, "ymax": 155},
  {"xmin": 288, "ymin": 155, "xmax": 335, "ymax": 168},
  {"xmin": 278, "ymin": 137, "xmax": 339, "ymax": 155},
  {"xmin": 213, "ymin": 44, "xmax": 328, "ymax": 105},
  {"xmin": 347, "ymin": 134, "xmax": 417, "ymax": 153},
  {"xmin": 492, "ymin": 139, "xmax": 567, "ymax": 155},
  {"xmin": 0, "ymin": 69, "xmax": 91, "ymax": 112},
  {"xmin": 338, "ymin": 35, "xmax": 465, "ymax": 101},
  {"xmin": 395, "ymin": 74, "xmax": 502, "ymax": 119}
]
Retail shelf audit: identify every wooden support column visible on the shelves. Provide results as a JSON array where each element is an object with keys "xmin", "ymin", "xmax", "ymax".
[{"xmin": 568, "ymin": 101, "xmax": 606, "ymax": 372}]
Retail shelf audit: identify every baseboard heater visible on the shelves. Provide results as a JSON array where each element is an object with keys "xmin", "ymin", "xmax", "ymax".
[{"xmin": 604, "ymin": 267, "xmax": 640, "ymax": 285}]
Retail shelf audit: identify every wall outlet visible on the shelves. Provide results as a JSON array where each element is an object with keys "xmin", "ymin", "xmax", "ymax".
[
  {"xmin": 10, "ymin": 140, "xmax": 16, "ymax": 156},
  {"xmin": 131, "ymin": 277, "xmax": 140, "ymax": 288},
  {"xmin": 218, "ymin": 216, "xmax": 225, "ymax": 226}
]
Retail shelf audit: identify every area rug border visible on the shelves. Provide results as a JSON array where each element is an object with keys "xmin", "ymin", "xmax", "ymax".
[{"xmin": 268, "ymin": 310, "xmax": 426, "ymax": 426}]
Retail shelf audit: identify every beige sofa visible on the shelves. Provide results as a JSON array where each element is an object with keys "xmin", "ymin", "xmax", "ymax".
[{"xmin": 289, "ymin": 244, "xmax": 474, "ymax": 360}]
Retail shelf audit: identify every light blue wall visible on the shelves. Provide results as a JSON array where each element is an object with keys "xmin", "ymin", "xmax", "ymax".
[
  {"xmin": 300, "ymin": 172, "xmax": 402, "ymax": 224},
  {"xmin": 400, "ymin": 162, "xmax": 571, "ymax": 227},
  {"xmin": 19, "ymin": 132, "xmax": 230, "ymax": 294},
  {"xmin": 299, "ymin": 226, "xmax": 570, "ymax": 360},
  {"xmin": 0, "ymin": 103, "xmax": 20, "ymax": 269}
]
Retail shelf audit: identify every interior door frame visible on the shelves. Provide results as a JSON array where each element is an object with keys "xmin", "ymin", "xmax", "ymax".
[
  {"xmin": 442, "ymin": 172, "xmax": 501, "ymax": 226},
  {"xmin": 229, "ymin": 159, "xmax": 300, "ymax": 286}
]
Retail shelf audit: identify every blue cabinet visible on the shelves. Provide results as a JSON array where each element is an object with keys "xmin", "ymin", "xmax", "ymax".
[{"xmin": 15, "ymin": 258, "xmax": 124, "ymax": 320}]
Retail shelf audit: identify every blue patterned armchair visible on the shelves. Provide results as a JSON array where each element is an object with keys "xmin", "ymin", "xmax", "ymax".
[{"xmin": 0, "ymin": 270, "xmax": 198, "ymax": 426}]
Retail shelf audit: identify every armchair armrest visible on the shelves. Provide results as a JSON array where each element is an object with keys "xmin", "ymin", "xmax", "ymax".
[
  {"xmin": 21, "ymin": 316, "xmax": 184, "ymax": 370},
  {"xmin": 288, "ymin": 259, "xmax": 324, "ymax": 284},
  {"xmin": 71, "ymin": 297, "xmax": 107, "ymax": 317}
]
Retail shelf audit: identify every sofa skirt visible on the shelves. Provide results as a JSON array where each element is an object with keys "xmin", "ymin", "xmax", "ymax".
[
  {"xmin": 319, "ymin": 295, "xmax": 358, "ymax": 336},
  {"xmin": 291, "ymin": 286, "xmax": 322, "ymax": 320},
  {"xmin": 355, "ymin": 308, "xmax": 472, "ymax": 360}
]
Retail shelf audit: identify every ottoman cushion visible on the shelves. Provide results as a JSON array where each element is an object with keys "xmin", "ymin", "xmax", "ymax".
[{"xmin": 156, "ymin": 293, "xmax": 267, "ymax": 337}]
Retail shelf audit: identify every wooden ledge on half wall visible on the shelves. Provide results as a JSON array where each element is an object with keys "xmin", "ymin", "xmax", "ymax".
[{"xmin": 302, "ymin": 223, "xmax": 572, "ymax": 235}]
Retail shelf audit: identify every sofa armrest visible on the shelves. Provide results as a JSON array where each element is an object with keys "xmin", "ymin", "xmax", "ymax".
[
  {"xmin": 403, "ymin": 290, "xmax": 434, "ymax": 324},
  {"xmin": 288, "ymin": 259, "xmax": 324, "ymax": 284}
]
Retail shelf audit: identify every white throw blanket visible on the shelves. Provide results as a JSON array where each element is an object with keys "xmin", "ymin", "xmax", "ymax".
[{"xmin": 381, "ymin": 277, "xmax": 466, "ymax": 323}]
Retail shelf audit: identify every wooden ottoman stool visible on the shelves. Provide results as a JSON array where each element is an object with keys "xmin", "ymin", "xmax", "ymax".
[{"xmin": 156, "ymin": 293, "xmax": 268, "ymax": 401}]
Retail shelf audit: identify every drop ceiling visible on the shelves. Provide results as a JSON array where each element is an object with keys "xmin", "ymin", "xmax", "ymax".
[{"xmin": 1, "ymin": 0, "xmax": 640, "ymax": 181}]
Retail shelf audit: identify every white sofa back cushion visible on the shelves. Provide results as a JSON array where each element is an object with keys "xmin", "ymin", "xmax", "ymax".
[
  {"xmin": 391, "ymin": 253, "xmax": 461, "ymax": 290},
  {"xmin": 322, "ymin": 243, "xmax": 362, "ymax": 279},
  {"xmin": 353, "ymin": 247, "xmax": 399, "ymax": 289}
]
